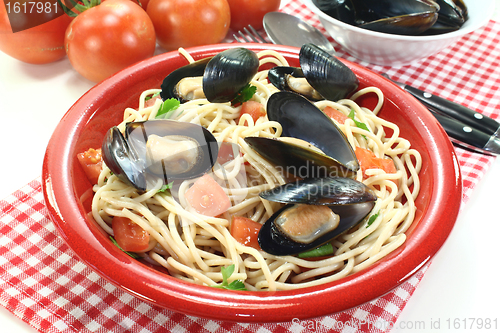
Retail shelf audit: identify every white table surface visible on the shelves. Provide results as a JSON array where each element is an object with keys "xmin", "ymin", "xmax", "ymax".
[{"xmin": 1, "ymin": 2, "xmax": 500, "ymax": 332}]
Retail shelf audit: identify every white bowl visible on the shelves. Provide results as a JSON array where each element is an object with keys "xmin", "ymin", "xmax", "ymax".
[{"xmin": 301, "ymin": 0, "xmax": 494, "ymax": 66}]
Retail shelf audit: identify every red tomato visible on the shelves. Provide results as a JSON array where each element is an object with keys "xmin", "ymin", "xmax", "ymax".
[
  {"xmin": 65, "ymin": 0, "xmax": 156, "ymax": 82},
  {"xmin": 355, "ymin": 147, "xmax": 398, "ymax": 183},
  {"xmin": 0, "ymin": 0, "xmax": 72, "ymax": 64},
  {"xmin": 323, "ymin": 106, "xmax": 349, "ymax": 125},
  {"xmin": 77, "ymin": 148, "xmax": 103, "ymax": 184},
  {"xmin": 230, "ymin": 216, "xmax": 262, "ymax": 250},
  {"xmin": 112, "ymin": 216, "xmax": 150, "ymax": 252},
  {"xmin": 217, "ymin": 142, "xmax": 238, "ymax": 165},
  {"xmin": 185, "ymin": 174, "xmax": 231, "ymax": 217},
  {"xmin": 237, "ymin": 101, "xmax": 266, "ymax": 126},
  {"xmin": 226, "ymin": 0, "xmax": 281, "ymax": 31},
  {"xmin": 147, "ymin": 0, "xmax": 230, "ymax": 51}
]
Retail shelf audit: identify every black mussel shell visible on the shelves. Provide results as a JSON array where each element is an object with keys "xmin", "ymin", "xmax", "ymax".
[
  {"xmin": 299, "ymin": 44, "xmax": 359, "ymax": 101},
  {"xmin": 160, "ymin": 57, "xmax": 211, "ymax": 102},
  {"xmin": 102, "ymin": 120, "xmax": 219, "ymax": 191},
  {"xmin": 258, "ymin": 177, "xmax": 376, "ymax": 256},
  {"xmin": 203, "ymin": 48, "xmax": 259, "ymax": 103},
  {"xmin": 266, "ymin": 91, "xmax": 359, "ymax": 173},
  {"xmin": 312, "ymin": 0, "xmax": 357, "ymax": 26},
  {"xmin": 245, "ymin": 137, "xmax": 356, "ymax": 179},
  {"xmin": 102, "ymin": 126, "xmax": 147, "ymax": 190},
  {"xmin": 259, "ymin": 177, "xmax": 376, "ymax": 205}
]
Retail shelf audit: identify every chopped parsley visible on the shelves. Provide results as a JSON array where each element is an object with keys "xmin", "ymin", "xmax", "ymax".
[
  {"xmin": 231, "ymin": 84, "xmax": 257, "ymax": 106},
  {"xmin": 145, "ymin": 91, "xmax": 161, "ymax": 101},
  {"xmin": 109, "ymin": 236, "xmax": 140, "ymax": 259},
  {"xmin": 156, "ymin": 98, "xmax": 180, "ymax": 119},
  {"xmin": 212, "ymin": 265, "xmax": 246, "ymax": 290},
  {"xmin": 366, "ymin": 211, "xmax": 380, "ymax": 228},
  {"xmin": 157, "ymin": 182, "xmax": 173, "ymax": 193},
  {"xmin": 348, "ymin": 109, "xmax": 370, "ymax": 139},
  {"xmin": 298, "ymin": 242, "xmax": 334, "ymax": 258}
]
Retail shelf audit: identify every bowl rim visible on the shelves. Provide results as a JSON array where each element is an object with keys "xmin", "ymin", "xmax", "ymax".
[
  {"xmin": 42, "ymin": 43, "xmax": 462, "ymax": 322},
  {"xmin": 300, "ymin": 0, "xmax": 494, "ymax": 41}
]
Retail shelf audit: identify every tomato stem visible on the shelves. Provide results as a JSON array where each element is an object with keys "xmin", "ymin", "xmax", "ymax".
[{"xmin": 57, "ymin": 0, "xmax": 102, "ymax": 17}]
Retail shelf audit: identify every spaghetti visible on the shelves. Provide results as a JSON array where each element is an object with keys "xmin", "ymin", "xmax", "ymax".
[{"xmin": 90, "ymin": 48, "xmax": 422, "ymax": 291}]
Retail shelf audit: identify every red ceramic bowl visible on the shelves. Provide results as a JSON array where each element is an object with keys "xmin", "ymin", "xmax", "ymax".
[{"xmin": 42, "ymin": 44, "xmax": 462, "ymax": 322}]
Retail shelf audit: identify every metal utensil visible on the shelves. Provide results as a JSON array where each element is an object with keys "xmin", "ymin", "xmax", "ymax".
[{"xmin": 263, "ymin": 12, "xmax": 336, "ymax": 55}]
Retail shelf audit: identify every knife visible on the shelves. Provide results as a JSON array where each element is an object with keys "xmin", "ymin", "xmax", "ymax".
[
  {"xmin": 428, "ymin": 109, "xmax": 500, "ymax": 155},
  {"xmin": 387, "ymin": 77, "xmax": 500, "ymax": 137}
]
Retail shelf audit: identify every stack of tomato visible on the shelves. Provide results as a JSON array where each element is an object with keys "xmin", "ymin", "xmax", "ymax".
[{"xmin": 0, "ymin": 0, "xmax": 280, "ymax": 82}]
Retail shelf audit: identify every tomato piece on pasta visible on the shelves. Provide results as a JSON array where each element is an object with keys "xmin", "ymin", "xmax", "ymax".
[
  {"xmin": 323, "ymin": 106, "xmax": 349, "ymax": 124},
  {"xmin": 237, "ymin": 101, "xmax": 266, "ymax": 126},
  {"xmin": 230, "ymin": 216, "xmax": 262, "ymax": 250},
  {"xmin": 77, "ymin": 148, "xmax": 103, "ymax": 184},
  {"xmin": 355, "ymin": 147, "xmax": 398, "ymax": 186},
  {"xmin": 185, "ymin": 174, "xmax": 231, "ymax": 217},
  {"xmin": 112, "ymin": 216, "xmax": 150, "ymax": 252}
]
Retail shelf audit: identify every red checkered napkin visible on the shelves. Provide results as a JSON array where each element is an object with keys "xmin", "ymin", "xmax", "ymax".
[{"xmin": 1, "ymin": 2, "xmax": 499, "ymax": 332}]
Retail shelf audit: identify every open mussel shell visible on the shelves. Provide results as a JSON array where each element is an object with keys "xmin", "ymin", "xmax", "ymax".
[
  {"xmin": 102, "ymin": 126, "xmax": 147, "ymax": 190},
  {"xmin": 102, "ymin": 120, "xmax": 219, "ymax": 191},
  {"xmin": 299, "ymin": 44, "xmax": 359, "ymax": 101},
  {"xmin": 422, "ymin": 0, "xmax": 468, "ymax": 34},
  {"xmin": 245, "ymin": 137, "xmax": 356, "ymax": 179},
  {"xmin": 359, "ymin": 11, "xmax": 438, "ymax": 35},
  {"xmin": 258, "ymin": 177, "xmax": 377, "ymax": 256},
  {"xmin": 266, "ymin": 91, "xmax": 359, "ymax": 173},
  {"xmin": 160, "ymin": 57, "xmax": 211, "ymax": 102}
]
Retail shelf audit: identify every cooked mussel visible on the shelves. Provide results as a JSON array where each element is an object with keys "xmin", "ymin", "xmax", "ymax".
[
  {"xmin": 421, "ymin": 0, "xmax": 468, "ymax": 34},
  {"xmin": 268, "ymin": 66, "xmax": 323, "ymax": 101},
  {"xmin": 264, "ymin": 91, "xmax": 359, "ymax": 173},
  {"xmin": 160, "ymin": 48, "xmax": 259, "ymax": 103},
  {"xmin": 268, "ymin": 44, "xmax": 359, "ymax": 101},
  {"xmin": 258, "ymin": 177, "xmax": 377, "ymax": 255},
  {"xmin": 102, "ymin": 120, "xmax": 219, "ymax": 191},
  {"xmin": 313, "ymin": 0, "xmax": 468, "ymax": 36}
]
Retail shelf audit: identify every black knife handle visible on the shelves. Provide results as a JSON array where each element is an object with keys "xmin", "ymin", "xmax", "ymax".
[
  {"xmin": 430, "ymin": 110, "xmax": 491, "ymax": 149},
  {"xmin": 404, "ymin": 85, "xmax": 500, "ymax": 136}
]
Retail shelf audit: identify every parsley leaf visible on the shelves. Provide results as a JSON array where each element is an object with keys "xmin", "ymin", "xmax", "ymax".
[
  {"xmin": 212, "ymin": 264, "xmax": 246, "ymax": 290},
  {"xmin": 156, "ymin": 98, "xmax": 180, "ymax": 119},
  {"xmin": 366, "ymin": 211, "xmax": 380, "ymax": 228},
  {"xmin": 157, "ymin": 182, "xmax": 173, "ymax": 193},
  {"xmin": 231, "ymin": 84, "xmax": 257, "ymax": 106},
  {"xmin": 298, "ymin": 243, "xmax": 334, "ymax": 258},
  {"xmin": 145, "ymin": 91, "xmax": 161, "ymax": 101},
  {"xmin": 109, "ymin": 236, "xmax": 140, "ymax": 259},
  {"xmin": 348, "ymin": 109, "xmax": 370, "ymax": 139}
]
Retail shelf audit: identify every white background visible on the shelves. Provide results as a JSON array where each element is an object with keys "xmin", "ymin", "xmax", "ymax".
[{"xmin": 1, "ymin": 1, "xmax": 500, "ymax": 332}]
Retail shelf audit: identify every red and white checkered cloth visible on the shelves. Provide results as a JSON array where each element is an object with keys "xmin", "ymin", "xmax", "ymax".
[{"xmin": 1, "ymin": 2, "xmax": 499, "ymax": 332}]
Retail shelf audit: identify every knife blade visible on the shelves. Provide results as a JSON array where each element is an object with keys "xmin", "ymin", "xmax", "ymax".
[{"xmin": 387, "ymin": 77, "xmax": 500, "ymax": 137}]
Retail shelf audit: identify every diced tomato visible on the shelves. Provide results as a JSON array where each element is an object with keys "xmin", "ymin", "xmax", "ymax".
[
  {"xmin": 217, "ymin": 141, "xmax": 238, "ymax": 165},
  {"xmin": 237, "ymin": 101, "xmax": 266, "ymax": 126},
  {"xmin": 230, "ymin": 216, "xmax": 262, "ymax": 250},
  {"xmin": 144, "ymin": 94, "xmax": 162, "ymax": 108},
  {"xmin": 77, "ymin": 148, "xmax": 103, "ymax": 184},
  {"xmin": 112, "ymin": 216, "xmax": 150, "ymax": 252},
  {"xmin": 185, "ymin": 174, "xmax": 231, "ymax": 217},
  {"xmin": 323, "ymin": 106, "xmax": 348, "ymax": 124},
  {"xmin": 355, "ymin": 147, "xmax": 398, "ymax": 187}
]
